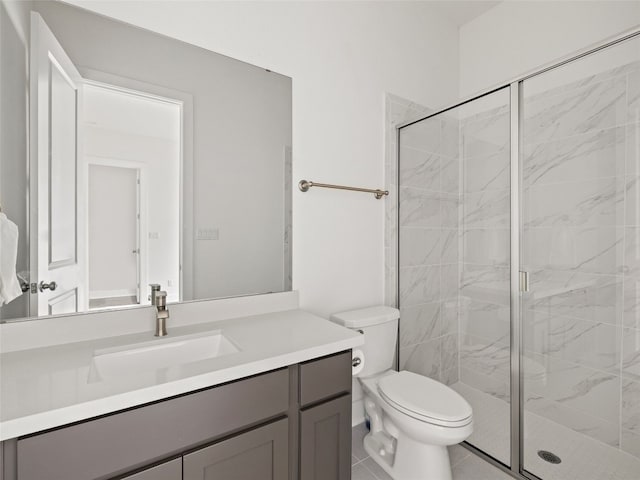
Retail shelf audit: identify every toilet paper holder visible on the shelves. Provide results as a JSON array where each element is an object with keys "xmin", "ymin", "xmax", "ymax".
[{"xmin": 352, "ymin": 357, "xmax": 362, "ymax": 368}]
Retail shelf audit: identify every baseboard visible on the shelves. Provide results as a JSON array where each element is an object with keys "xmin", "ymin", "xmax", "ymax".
[{"xmin": 352, "ymin": 398, "xmax": 365, "ymax": 427}]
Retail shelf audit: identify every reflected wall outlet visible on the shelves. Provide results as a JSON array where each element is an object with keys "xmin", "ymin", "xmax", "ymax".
[
  {"xmin": 149, "ymin": 232, "xmax": 159, "ymax": 239},
  {"xmin": 197, "ymin": 228, "xmax": 219, "ymax": 240}
]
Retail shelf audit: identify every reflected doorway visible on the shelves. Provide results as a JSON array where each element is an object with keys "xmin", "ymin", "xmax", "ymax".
[
  {"xmin": 83, "ymin": 81, "xmax": 182, "ymax": 310},
  {"xmin": 88, "ymin": 164, "xmax": 140, "ymax": 309}
]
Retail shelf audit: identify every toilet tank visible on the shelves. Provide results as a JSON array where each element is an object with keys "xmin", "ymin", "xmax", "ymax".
[{"xmin": 330, "ymin": 306, "xmax": 399, "ymax": 377}]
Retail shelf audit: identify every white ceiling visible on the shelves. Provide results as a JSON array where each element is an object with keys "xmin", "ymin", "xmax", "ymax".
[{"xmin": 426, "ymin": 1, "xmax": 501, "ymax": 27}]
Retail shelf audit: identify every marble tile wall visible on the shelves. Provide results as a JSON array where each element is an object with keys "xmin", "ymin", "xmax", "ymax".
[
  {"xmin": 458, "ymin": 93, "xmax": 512, "ymax": 405},
  {"xmin": 384, "ymin": 94, "xmax": 431, "ymax": 309},
  {"xmin": 521, "ymin": 60, "xmax": 640, "ymax": 458},
  {"xmin": 388, "ymin": 94, "xmax": 462, "ymax": 386}
]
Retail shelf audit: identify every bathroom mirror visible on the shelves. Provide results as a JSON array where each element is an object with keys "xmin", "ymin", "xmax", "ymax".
[{"xmin": 0, "ymin": 0, "xmax": 292, "ymax": 322}]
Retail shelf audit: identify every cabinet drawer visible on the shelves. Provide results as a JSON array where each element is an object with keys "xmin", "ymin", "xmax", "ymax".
[
  {"xmin": 184, "ymin": 418, "xmax": 288, "ymax": 480},
  {"xmin": 121, "ymin": 458, "xmax": 181, "ymax": 480},
  {"xmin": 299, "ymin": 350, "xmax": 351, "ymax": 407},
  {"xmin": 17, "ymin": 368, "xmax": 289, "ymax": 480}
]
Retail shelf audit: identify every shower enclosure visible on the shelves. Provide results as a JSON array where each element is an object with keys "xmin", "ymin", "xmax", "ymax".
[{"xmin": 397, "ymin": 30, "xmax": 640, "ymax": 480}]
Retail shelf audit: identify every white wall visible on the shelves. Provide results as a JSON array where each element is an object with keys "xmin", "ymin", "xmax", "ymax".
[
  {"xmin": 460, "ymin": 0, "xmax": 640, "ymax": 97},
  {"xmin": 62, "ymin": 0, "xmax": 460, "ymax": 318}
]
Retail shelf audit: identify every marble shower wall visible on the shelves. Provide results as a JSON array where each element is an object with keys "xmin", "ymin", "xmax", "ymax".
[
  {"xmin": 458, "ymin": 91, "xmax": 512, "ymax": 404},
  {"xmin": 384, "ymin": 94, "xmax": 431, "ymax": 310},
  {"xmin": 521, "ymin": 60, "xmax": 640, "ymax": 458},
  {"xmin": 389, "ymin": 95, "xmax": 462, "ymax": 386}
]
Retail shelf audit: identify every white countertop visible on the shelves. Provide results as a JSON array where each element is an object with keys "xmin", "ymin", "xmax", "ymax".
[{"xmin": 0, "ymin": 309, "xmax": 363, "ymax": 441}]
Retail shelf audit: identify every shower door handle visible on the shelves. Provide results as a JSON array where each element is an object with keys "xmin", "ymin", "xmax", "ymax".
[{"xmin": 519, "ymin": 271, "xmax": 529, "ymax": 293}]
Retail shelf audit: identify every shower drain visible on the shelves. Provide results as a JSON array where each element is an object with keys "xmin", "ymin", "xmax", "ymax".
[{"xmin": 538, "ymin": 450, "xmax": 562, "ymax": 464}]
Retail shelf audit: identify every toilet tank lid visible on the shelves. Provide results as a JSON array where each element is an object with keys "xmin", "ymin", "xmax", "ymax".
[{"xmin": 330, "ymin": 306, "xmax": 399, "ymax": 328}]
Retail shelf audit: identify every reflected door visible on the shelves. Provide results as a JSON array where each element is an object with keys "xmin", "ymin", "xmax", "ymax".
[{"xmin": 29, "ymin": 13, "xmax": 85, "ymax": 316}]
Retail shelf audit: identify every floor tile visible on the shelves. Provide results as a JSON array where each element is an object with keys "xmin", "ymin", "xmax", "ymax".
[
  {"xmin": 448, "ymin": 444, "xmax": 471, "ymax": 467},
  {"xmin": 352, "ymin": 422, "xmax": 370, "ymax": 461},
  {"xmin": 362, "ymin": 457, "xmax": 393, "ymax": 480},
  {"xmin": 452, "ymin": 453, "xmax": 513, "ymax": 480},
  {"xmin": 352, "ymin": 463, "xmax": 378, "ymax": 480}
]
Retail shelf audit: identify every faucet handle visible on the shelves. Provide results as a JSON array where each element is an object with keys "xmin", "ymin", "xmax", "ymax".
[
  {"xmin": 154, "ymin": 290, "xmax": 168, "ymax": 308},
  {"xmin": 149, "ymin": 284, "xmax": 162, "ymax": 304}
]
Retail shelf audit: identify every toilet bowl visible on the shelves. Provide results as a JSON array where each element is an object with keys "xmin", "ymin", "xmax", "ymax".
[
  {"xmin": 330, "ymin": 306, "xmax": 473, "ymax": 480},
  {"xmin": 361, "ymin": 370, "xmax": 472, "ymax": 480}
]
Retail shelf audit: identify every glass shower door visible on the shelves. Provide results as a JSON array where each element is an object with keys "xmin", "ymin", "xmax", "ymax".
[
  {"xmin": 398, "ymin": 86, "xmax": 513, "ymax": 467},
  {"xmin": 520, "ymin": 34, "xmax": 640, "ymax": 480}
]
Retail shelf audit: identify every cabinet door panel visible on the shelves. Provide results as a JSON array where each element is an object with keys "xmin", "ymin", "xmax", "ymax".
[
  {"xmin": 121, "ymin": 458, "xmax": 181, "ymax": 480},
  {"xmin": 300, "ymin": 395, "xmax": 351, "ymax": 480},
  {"xmin": 184, "ymin": 419, "xmax": 288, "ymax": 480}
]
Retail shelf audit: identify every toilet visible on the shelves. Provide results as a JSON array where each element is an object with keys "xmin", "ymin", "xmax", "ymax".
[{"xmin": 331, "ymin": 306, "xmax": 473, "ymax": 480}]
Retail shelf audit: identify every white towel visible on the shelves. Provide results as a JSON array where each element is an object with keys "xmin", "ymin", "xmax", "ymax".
[{"xmin": 0, "ymin": 212, "xmax": 23, "ymax": 306}]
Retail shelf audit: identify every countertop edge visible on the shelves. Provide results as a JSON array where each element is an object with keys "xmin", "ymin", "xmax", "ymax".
[{"xmin": 0, "ymin": 335, "xmax": 363, "ymax": 441}]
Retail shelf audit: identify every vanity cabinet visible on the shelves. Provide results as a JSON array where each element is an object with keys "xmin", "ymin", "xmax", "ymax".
[
  {"xmin": 183, "ymin": 419, "xmax": 289, "ymax": 480},
  {"xmin": 121, "ymin": 459, "xmax": 181, "ymax": 480},
  {"xmin": 1, "ymin": 350, "xmax": 352, "ymax": 480},
  {"xmin": 300, "ymin": 395, "xmax": 352, "ymax": 480},
  {"xmin": 299, "ymin": 351, "xmax": 352, "ymax": 480}
]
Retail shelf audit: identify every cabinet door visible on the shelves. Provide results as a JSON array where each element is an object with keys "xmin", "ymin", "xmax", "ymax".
[
  {"xmin": 183, "ymin": 419, "xmax": 288, "ymax": 480},
  {"xmin": 300, "ymin": 394, "xmax": 351, "ymax": 480},
  {"xmin": 121, "ymin": 458, "xmax": 181, "ymax": 480}
]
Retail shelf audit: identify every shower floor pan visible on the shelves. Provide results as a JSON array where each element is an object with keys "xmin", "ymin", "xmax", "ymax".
[{"xmin": 451, "ymin": 382, "xmax": 640, "ymax": 480}]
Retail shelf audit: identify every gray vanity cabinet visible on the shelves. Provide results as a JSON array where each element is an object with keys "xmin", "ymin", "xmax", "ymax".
[
  {"xmin": 300, "ymin": 396, "xmax": 352, "ymax": 480},
  {"xmin": 121, "ymin": 458, "xmax": 182, "ymax": 480},
  {"xmin": 183, "ymin": 419, "xmax": 289, "ymax": 480},
  {"xmin": 1, "ymin": 350, "xmax": 352, "ymax": 480},
  {"xmin": 298, "ymin": 351, "xmax": 352, "ymax": 480}
]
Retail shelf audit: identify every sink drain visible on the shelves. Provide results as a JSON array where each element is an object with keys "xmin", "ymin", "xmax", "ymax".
[{"xmin": 538, "ymin": 450, "xmax": 561, "ymax": 464}]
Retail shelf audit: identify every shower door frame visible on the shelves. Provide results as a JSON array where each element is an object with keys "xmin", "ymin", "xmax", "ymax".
[{"xmin": 396, "ymin": 26, "xmax": 640, "ymax": 480}]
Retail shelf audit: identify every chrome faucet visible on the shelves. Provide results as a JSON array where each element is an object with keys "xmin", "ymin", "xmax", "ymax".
[{"xmin": 154, "ymin": 290, "xmax": 169, "ymax": 337}]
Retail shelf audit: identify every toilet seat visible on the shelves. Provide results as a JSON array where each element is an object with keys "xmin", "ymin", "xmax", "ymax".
[{"xmin": 378, "ymin": 371, "xmax": 472, "ymax": 428}]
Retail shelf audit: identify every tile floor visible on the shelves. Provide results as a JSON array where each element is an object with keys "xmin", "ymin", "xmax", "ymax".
[{"xmin": 351, "ymin": 423, "xmax": 513, "ymax": 480}]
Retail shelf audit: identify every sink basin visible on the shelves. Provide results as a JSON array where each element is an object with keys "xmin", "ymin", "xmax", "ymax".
[{"xmin": 88, "ymin": 330, "xmax": 240, "ymax": 382}]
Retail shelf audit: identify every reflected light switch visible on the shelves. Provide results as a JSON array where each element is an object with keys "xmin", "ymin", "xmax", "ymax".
[
  {"xmin": 149, "ymin": 232, "xmax": 159, "ymax": 239},
  {"xmin": 197, "ymin": 228, "xmax": 219, "ymax": 240}
]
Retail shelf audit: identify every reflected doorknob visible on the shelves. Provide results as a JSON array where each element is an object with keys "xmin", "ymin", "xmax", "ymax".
[{"xmin": 39, "ymin": 281, "xmax": 57, "ymax": 292}]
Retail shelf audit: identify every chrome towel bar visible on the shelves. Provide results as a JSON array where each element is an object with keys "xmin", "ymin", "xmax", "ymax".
[{"xmin": 298, "ymin": 180, "xmax": 388, "ymax": 200}]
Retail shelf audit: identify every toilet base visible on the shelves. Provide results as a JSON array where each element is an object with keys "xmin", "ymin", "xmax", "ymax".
[{"xmin": 364, "ymin": 430, "xmax": 452, "ymax": 480}]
